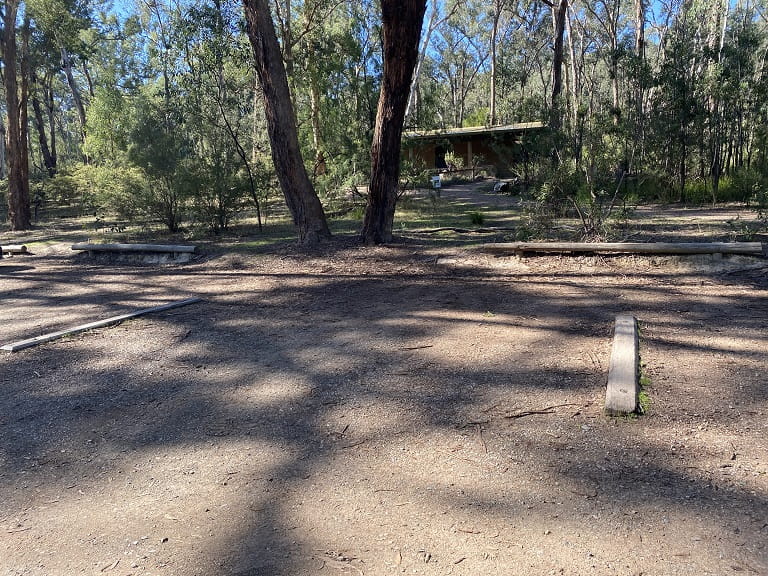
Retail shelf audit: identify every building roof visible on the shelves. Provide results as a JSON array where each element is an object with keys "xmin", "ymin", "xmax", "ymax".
[{"xmin": 403, "ymin": 121, "xmax": 546, "ymax": 141}]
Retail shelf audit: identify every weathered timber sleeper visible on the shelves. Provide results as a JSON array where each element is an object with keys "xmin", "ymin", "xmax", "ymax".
[
  {"xmin": 479, "ymin": 241, "xmax": 764, "ymax": 257},
  {"xmin": 71, "ymin": 243, "xmax": 197, "ymax": 253},
  {"xmin": 71, "ymin": 243, "xmax": 198, "ymax": 263},
  {"xmin": 0, "ymin": 244, "xmax": 29, "ymax": 255},
  {"xmin": 1, "ymin": 297, "xmax": 203, "ymax": 352}
]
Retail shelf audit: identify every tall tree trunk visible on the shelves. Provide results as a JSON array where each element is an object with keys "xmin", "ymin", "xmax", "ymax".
[
  {"xmin": 3, "ymin": 1, "xmax": 31, "ymax": 230},
  {"xmin": 566, "ymin": 7, "xmax": 578, "ymax": 136},
  {"xmin": 60, "ymin": 44, "xmax": 87, "ymax": 141},
  {"xmin": 549, "ymin": 0, "xmax": 568, "ymax": 133},
  {"xmin": 243, "ymin": 0, "xmax": 331, "ymax": 245},
  {"xmin": 0, "ymin": 116, "xmax": 6, "ymax": 179},
  {"xmin": 304, "ymin": 3, "xmax": 325, "ymax": 177},
  {"xmin": 30, "ymin": 70, "xmax": 56, "ymax": 177},
  {"xmin": 361, "ymin": 0, "xmax": 427, "ymax": 245},
  {"xmin": 633, "ymin": 0, "xmax": 645, "ymax": 168},
  {"xmin": 490, "ymin": 0, "xmax": 501, "ymax": 125},
  {"xmin": 82, "ymin": 57, "xmax": 95, "ymax": 97},
  {"xmin": 45, "ymin": 75, "xmax": 57, "ymax": 174}
]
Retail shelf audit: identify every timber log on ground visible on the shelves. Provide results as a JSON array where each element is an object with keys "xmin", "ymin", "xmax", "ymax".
[
  {"xmin": 71, "ymin": 243, "xmax": 199, "ymax": 264},
  {"xmin": 479, "ymin": 241, "xmax": 765, "ymax": 257},
  {"xmin": 71, "ymin": 243, "xmax": 197, "ymax": 253},
  {"xmin": 0, "ymin": 244, "xmax": 29, "ymax": 255}
]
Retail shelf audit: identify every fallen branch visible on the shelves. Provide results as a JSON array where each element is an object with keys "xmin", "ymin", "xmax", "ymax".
[
  {"xmin": 480, "ymin": 241, "xmax": 764, "ymax": 257},
  {"xmin": 412, "ymin": 226, "xmax": 517, "ymax": 234},
  {"xmin": 504, "ymin": 403, "xmax": 581, "ymax": 419}
]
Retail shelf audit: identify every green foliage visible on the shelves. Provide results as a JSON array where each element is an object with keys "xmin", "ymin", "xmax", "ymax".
[
  {"xmin": 189, "ymin": 155, "xmax": 250, "ymax": 234},
  {"xmin": 399, "ymin": 157, "xmax": 432, "ymax": 192},
  {"xmin": 127, "ymin": 93, "xmax": 194, "ymax": 232},
  {"xmin": 463, "ymin": 107, "xmax": 489, "ymax": 127},
  {"xmin": 70, "ymin": 162, "xmax": 148, "ymax": 221},
  {"xmin": 682, "ymin": 178, "xmax": 710, "ymax": 205},
  {"xmin": 630, "ymin": 172, "xmax": 678, "ymax": 204},
  {"xmin": 37, "ymin": 170, "xmax": 83, "ymax": 210},
  {"xmin": 444, "ymin": 151, "xmax": 465, "ymax": 171},
  {"xmin": 517, "ymin": 170, "xmax": 574, "ymax": 241},
  {"xmin": 726, "ymin": 167, "xmax": 767, "ymax": 205},
  {"xmin": 84, "ymin": 87, "xmax": 131, "ymax": 159}
]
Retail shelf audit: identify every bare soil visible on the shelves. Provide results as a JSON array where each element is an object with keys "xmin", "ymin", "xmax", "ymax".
[{"xmin": 1, "ymin": 189, "xmax": 767, "ymax": 576}]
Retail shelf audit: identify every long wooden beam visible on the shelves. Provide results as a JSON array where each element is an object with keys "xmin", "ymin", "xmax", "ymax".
[
  {"xmin": 1, "ymin": 298, "xmax": 203, "ymax": 352},
  {"xmin": 479, "ymin": 241, "xmax": 764, "ymax": 256},
  {"xmin": 71, "ymin": 243, "xmax": 197, "ymax": 253},
  {"xmin": 1, "ymin": 244, "xmax": 28, "ymax": 255}
]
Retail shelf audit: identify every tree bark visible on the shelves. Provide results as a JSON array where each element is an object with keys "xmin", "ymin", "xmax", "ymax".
[
  {"xmin": 243, "ymin": 0, "xmax": 331, "ymax": 245},
  {"xmin": 0, "ymin": 116, "xmax": 6, "ymax": 179},
  {"xmin": 361, "ymin": 0, "xmax": 427, "ymax": 245},
  {"xmin": 633, "ymin": 0, "xmax": 645, "ymax": 168},
  {"xmin": 549, "ymin": 0, "xmax": 568, "ymax": 132},
  {"xmin": 3, "ymin": 1, "xmax": 31, "ymax": 230},
  {"xmin": 490, "ymin": 0, "xmax": 501, "ymax": 125},
  {"xmin": 30, "ymin": 70, "xmax": 56, "ymax": 177},
  {"xmin": 60, "ymin": 44, "xmax": 87, "ymax": 141},
  {"xmin": 45, "ymin": 75, "xmax": 57, "ymax": 174}
]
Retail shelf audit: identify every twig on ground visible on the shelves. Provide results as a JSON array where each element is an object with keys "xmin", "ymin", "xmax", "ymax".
[
  {"xmin": 504, "ymin": 403, "xmax": 581, "ymax": 419},
  {"xmin": 340, "ymin": 439, "xmax": 367, "ymax": 449},
  {"xmin": 457, "ymin": 419, "xmax": 490, "ymax": 429},
  {"xmin": 477, "ymin": 424, "xmax": 487, "ymax": 454},
  {"xmin": 481, "ymin": 401, "xmax": 503, "ymax": 413},
  {"xmin": 100, "ymin": 560, "xmax": 120, "ymax": 572}
]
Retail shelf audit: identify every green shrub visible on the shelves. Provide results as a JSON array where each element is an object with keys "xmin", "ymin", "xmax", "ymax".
[
  {"xmin": 468, "ymin": 211, "xmax": 484, "ymax": 226},
  {"xmin": 67, "ymin": 162, "xmax": 148, "ymax": 221},
  {"xmin": 727, "ymin": 167, "xmax": 765, "ymax": 204}
]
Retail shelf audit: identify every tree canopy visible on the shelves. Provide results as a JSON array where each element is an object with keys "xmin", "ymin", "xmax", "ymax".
[{"xmin": 2, "ymin": 0, "xmax": 768, "ymax": 236}]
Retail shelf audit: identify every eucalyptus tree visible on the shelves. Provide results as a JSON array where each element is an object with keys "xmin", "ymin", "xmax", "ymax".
[
  {"xmin": 2, "ymin": 0, "xmax": 31, "ymax": 229},
  {"xmin": 178, "ymin": 0, "xmax": 265, "ymax": 231},
  {"xmin": 289, "ymin": 0, "xmax": 378, "ymax": 186},
  {"xmin": 242, "ymin": 0, "xmax": 331, "ymax": 244},
  {"xmin": 27, "ymin": 0, "xmax": 94, "ymax": 145},
  {"xmin": 405, "ymin": 0, "xmax": 461, "ymax": 126},
  {"xmin": 361, "ymin": 0, "xmax": 426, "ymax": 244},
  {"xmin": 432, "ymin": 1, "xmax": 489, "ymax": 127}
]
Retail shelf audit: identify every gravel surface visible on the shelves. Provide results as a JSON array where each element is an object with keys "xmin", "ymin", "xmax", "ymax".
[{"xmin": 1, "ymin": 201, "xmax": 767, "ymax": 576}]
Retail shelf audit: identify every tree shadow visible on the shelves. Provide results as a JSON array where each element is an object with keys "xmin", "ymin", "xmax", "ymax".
[{"xmin": 0, "ymin": 249, "xmax": 766, "ymax": 574}]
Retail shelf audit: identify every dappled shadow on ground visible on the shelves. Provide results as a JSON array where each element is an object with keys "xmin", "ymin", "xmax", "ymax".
[{"xmin": 0, "ymin": 247, "xmax": 766, "ymax": 575}]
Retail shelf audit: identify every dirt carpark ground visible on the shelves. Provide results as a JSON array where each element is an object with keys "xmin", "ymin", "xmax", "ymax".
[{"xmin": 1, "ymin": 194, "xmax": 767, "ymax": 576}]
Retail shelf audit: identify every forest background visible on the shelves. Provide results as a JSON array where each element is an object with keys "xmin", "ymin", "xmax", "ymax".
[{"xmin": 1, "ymin": 0, "xmax": 768, "ymax": 242}]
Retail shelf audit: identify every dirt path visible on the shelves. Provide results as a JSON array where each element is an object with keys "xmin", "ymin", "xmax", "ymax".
[{"xmin": 1, "ymin": 226, "xmax": 767, "ymax": 575}]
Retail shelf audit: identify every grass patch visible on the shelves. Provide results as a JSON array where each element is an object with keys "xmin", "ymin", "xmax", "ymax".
[
  {"xmin": 637, "ymin": 370, "xmax": 651, "ymax": 415},
  {"xmin": 468, "ymin": 211, "xmax": 485, "ymax": 226}
]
